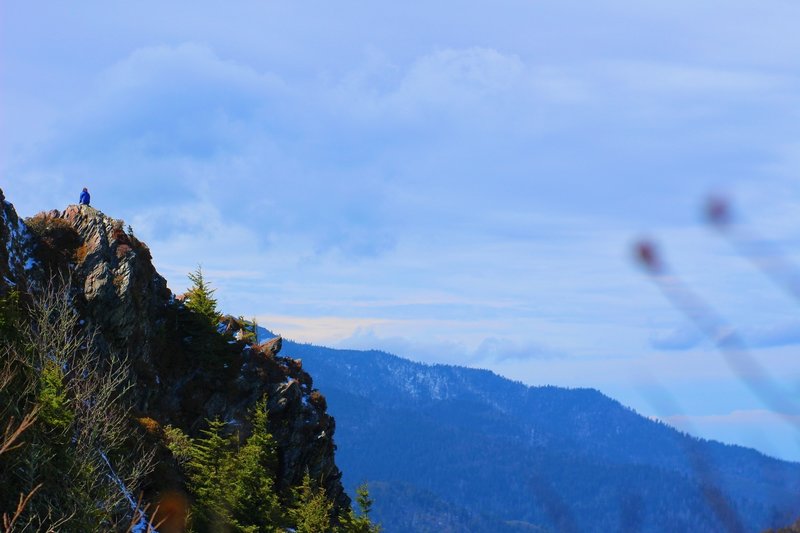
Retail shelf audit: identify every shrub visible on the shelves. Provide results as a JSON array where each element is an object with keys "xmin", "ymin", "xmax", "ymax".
[
  {"xmin": 0, "ymin": 280, "xmax": 155, "ymax": 530},
  {"xmin": 309, "ymin": 390, "xmax": 327, "ymax": 411},
  {"xmin": 24, "ymin": 212, "xmax": 80, "ymax": 273}
]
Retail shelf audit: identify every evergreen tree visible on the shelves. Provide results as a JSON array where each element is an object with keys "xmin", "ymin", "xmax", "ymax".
[
  {"xmin": 179, "ymin": 267, "xmax": 234, "ymax": 369},
  {"xmin": 0, "ymin": 289, "xmax": 20, "ymax": 341},
  {"xmin": 185, "ymin": 266, "xmax": 219, "ymax": 326},
  {"xmin": 289, "ymin": 471, "xmax": 333, "ymax": 533},
  {"xmin": 337, "ymin": 484, "xmax": 381, "ymax": 533},
  {"xmin": 171, "ymin": 399, "xmax": 287, "ymax": 532},
  {"xmin": 186, "ymin": 418, "xmax": 236, "ymax": 532},
  {"xmin": 230, "ymin": 396, "xmax": 284, "ymax": 532}
]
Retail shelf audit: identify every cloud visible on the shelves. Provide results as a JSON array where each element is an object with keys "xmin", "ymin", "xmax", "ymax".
[
  {"xmin": 256, "ymin": 315, "xmax": 393, "ymax": 346},
  {"xmin": 744, "ymin": 321, "xmax": 800, "ymax": 349},
  {"xmin": 334, "ymin": 326, "xmax": 564, "ymax": 365},
  {"xmin": 73, "ymin": 42, "xmax": 285, "ymax": 156},
  {"xmin": 651, "ymin": 321, "xmax": 800, "ymax": 351},
  {"xmin": 650, "ymin": 325, "xmax": 704, "ymax": 351},
  {"xmin": 9, "ymin": 38, "xmax": 800, "ymax": 240},
  {"xmin": 474, "ymin": 336, "xmax": 565, "ymax": 362}
]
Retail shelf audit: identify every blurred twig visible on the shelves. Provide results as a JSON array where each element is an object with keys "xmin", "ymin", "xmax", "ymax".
[
  {"xmin": 706, "ymin": 195, "xmax": 800, "ymax": 302},
  {"xmin": 1, "ymin": 484, "xmax": 41, "ymax": 533},
  {"xmin": 634, "ymin": 239, "xmax": 800, "ymax": 429},
  {"xmin": 0, "ymin": 409, "xmax": 39, "ymax": 457},
  {"xmin": 124, "ymin": 495, "xmax": 166, "ymax": 533},
  {"xmin": 639, "ymin": 381, "xmax": 745, "ymax": 533}
]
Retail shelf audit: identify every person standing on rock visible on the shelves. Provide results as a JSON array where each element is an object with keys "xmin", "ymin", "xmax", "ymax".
[{"xmin": 79, "ymin": 187, "xmax": 90, "ymax": 206}]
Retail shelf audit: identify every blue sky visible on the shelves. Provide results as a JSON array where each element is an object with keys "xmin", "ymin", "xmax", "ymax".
[{"xmin": 3, "ymin": 1, "xmax": 800, "ymax": 461}]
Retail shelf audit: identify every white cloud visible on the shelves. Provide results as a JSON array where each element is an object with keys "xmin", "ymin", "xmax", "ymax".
[
  {"xmin": 335, "ymin": 327, "xmax": 564, "ymax": 365},
  {"xmin": 650, "ymin": 321, "xmax": 800, "ymax": 352},
  {"xmin": 650, "ymin": 325, "xmax": 703, "ymax": 351}
]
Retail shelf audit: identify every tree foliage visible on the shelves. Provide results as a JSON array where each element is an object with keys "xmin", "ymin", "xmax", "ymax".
[
  {"xmin": 169, "ymin": 397, "xmax": 286, "ymax": 532},
  {"xmin": 174, "ymin": 267, "xmax": 238, "ymax": 371},
  {"xmin": 167, "ymin": 394, "xmax": 380, "ymax": 533},
  {"xmin": 0, "ymin": 275, "xmax": 381, "ymax": 532},
  {"xmin": 184, "ymin": 266, "xmax": 219, "ymax": 325},
  {"xmin": 0, "ymin": 281, "xmax": 153, "ymax": 531},
  {"xmin": 289, "ymin": 471, "xmax": 333, "ymax": 533},
  {"xmin": 0, "ymin": 290, "xmax": 20, "ymax": 342},
  {"xmin": 337, "ymin": 484, "xmax": 381, "ymax": 533}
]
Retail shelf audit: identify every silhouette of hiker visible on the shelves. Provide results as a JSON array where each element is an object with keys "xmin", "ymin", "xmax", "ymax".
[{"xmin": 79, "ymin": 187, "xmax": 91, "ymax": 206}]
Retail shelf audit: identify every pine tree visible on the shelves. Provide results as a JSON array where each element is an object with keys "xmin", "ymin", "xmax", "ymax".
[
  {"xmin": 185, "ymin": 266, "xmax": 219, "ymax": 326},
  {"xmin": 230, "ymin": 396, "xmax": 284, "ymax": 532},
  {"xmin": 170, "ymin": 400, "xmax": 287, "ymax": 533},
  {"xmin": 289, "ymin": 471, "xmax": 333, "ymax": 533},
  {"xmin": 337, "ymin": 484, "xmax": 381, "ymax": 533},
  {"xmin": 0, "ymin": 289, "xmax": 20, "ymax": 341},
  {"xmin": 180, "ymin": 266, "xmax": 231, "ymax": 368},
  {"xmin": 186, "ymin": 418, "xmax": 236, "ymax": 531}
]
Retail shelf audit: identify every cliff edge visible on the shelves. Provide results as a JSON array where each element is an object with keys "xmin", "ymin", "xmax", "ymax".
[{"xmin": 0, "ymin": 190, "xmax": 350, "ymax": 516}]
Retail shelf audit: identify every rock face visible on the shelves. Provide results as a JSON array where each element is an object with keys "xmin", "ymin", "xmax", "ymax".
[
  {"xmin": 0, "ymin": 189, "xmax": 35, "ymax": 295},
  {"xmin": 61, "ymin": 204, "xmax": 171, "ymax": 362},
  {"xmin": 0, "ymin": 190, "xmax": 350, "ymax": 512}
]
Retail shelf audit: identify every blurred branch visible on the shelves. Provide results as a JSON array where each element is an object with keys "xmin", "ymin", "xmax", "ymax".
[
  {"xmin": 705, "ymin": 195, "xmax": 800, "ymax": 302},
  {"xmin": 1, "ymin": 484, "xmax": 42, "ymax": 533},
  {"xmin": 0, "ymin": 409, "xmax": 39, "ymax": 457},
  {"xmin": 639, "ymin": 381, "xmax": 745, "ymax": 533},
  {"xmin": 634, "ymin": 239, "xmax": 800, "ymax": 429}
]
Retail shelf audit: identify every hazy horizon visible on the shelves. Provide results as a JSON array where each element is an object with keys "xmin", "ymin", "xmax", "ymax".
[{"xmin": 3, "ymin": 1, "xmax": 799, "ymax": 462}]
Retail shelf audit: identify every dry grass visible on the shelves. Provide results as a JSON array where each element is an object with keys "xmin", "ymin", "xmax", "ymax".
[
  {"xmin": 135, "ymin": 417, "xmax": 162, "ymax": 436},
  {"xmin": 309, "ymin": 390, "xmax": 327, "ymax": 411},
  {"xmin": 74, "ymin": 242, "xmax": 91, "ymax": 264}
]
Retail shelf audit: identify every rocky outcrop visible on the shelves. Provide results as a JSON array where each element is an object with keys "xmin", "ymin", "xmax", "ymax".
[
  {"xmin": 0, "ymin": 189, "xmax": 35, "ymax": 295},
  {"xmin": 0, "ymin": 190, "xmax": 350, "ymax": 512},
  {"xmin": 60, "ymin": 204, "xmax": 171, "ymax": 360}
]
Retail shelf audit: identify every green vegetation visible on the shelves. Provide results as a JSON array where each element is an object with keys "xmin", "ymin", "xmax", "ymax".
[
  {"xmin": 184, "ymin": 266, "xmax": 219, "ymax": 325},
  {"xmin": 170, "ymin": 265, "xmax": 240, "ymax": 371},
  {"xmin": 1, "ymin": 269, "xmax": 380, "ymax": 532},
  {"xmin": 0, "ymin": 289, "xmax": 20, "ymax": 341},
  {"xmin": 289, "ymin": 471, "xmax": 333, "ymax": 533},
  {"xmin": 338, "ymin": 484, "xmax": 381, "ymax": 533},
  {"xmin": 0, "ymin": 282, "xmax": 152, "ymax": 531},
  {"xmin": 166, "ymin": 397, "xmax": 283, "ymax": 532},
  {"xmin": 166, "ymin": 396, "xmax": 380, "ymax": 532}
]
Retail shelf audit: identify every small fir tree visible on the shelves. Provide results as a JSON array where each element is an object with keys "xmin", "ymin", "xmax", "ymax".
[
  {"xmin": 289, "ymin": 471, "xmax": 333, "ymax": 533},
  {"xmin": 186, "ymin": 418, "xmax": 236, "ymax": 531},
  {"xmin": 179, "ymin": 266, "xmax": 233, "ymax": 368},
  {"xmin": 230, "ymin": 396, "xmax": 284, "ymax": 531},
  {"xmin": 337, "ymin": 484, "xmax": 381, "ymax": 533},
  {"xmin": 169, "ymin": 399, "xmax": 286, "ymax": 532},
  {"xmin": 185, "ymin": 266, "xmax": 219, "ymax": 325}
]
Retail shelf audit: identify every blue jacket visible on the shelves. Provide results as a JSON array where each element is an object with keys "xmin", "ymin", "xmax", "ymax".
[{"xmin": 79, "ymin": 190, "xmax": 90, "ymax": 205}]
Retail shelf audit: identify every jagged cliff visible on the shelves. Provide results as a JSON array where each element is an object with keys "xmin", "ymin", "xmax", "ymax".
[
  {"xmin": 0, "ymin": 190, "xmax": 349, "ymax": 515},
  {"xmin": 0, "ymin": 189, "xmax": 34, "ymax": 294}
]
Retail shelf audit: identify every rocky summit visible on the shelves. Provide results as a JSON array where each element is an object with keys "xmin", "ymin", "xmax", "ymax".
[{"xmin": 0, "ymin": 189, "xmax": 350, "ymax": 517}]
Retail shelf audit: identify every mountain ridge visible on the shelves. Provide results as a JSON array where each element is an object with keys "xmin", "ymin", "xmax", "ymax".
[
  {"xmin": 3, "ymin": 187, "xmax": 797, "ymax": 531},
  {"xmin": 272, "ymin": 334, "xmax": 800, "ymax": 532}
]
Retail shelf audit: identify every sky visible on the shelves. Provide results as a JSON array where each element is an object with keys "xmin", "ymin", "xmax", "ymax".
[{"xmin": 2, "ymin": 1, "xmax": 800, "ymax": 461}]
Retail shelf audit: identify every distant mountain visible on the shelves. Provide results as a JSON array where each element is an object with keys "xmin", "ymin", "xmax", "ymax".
[{"xmin": 271, "ymin": 335, "xmax": 800, "ymax": 532}]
